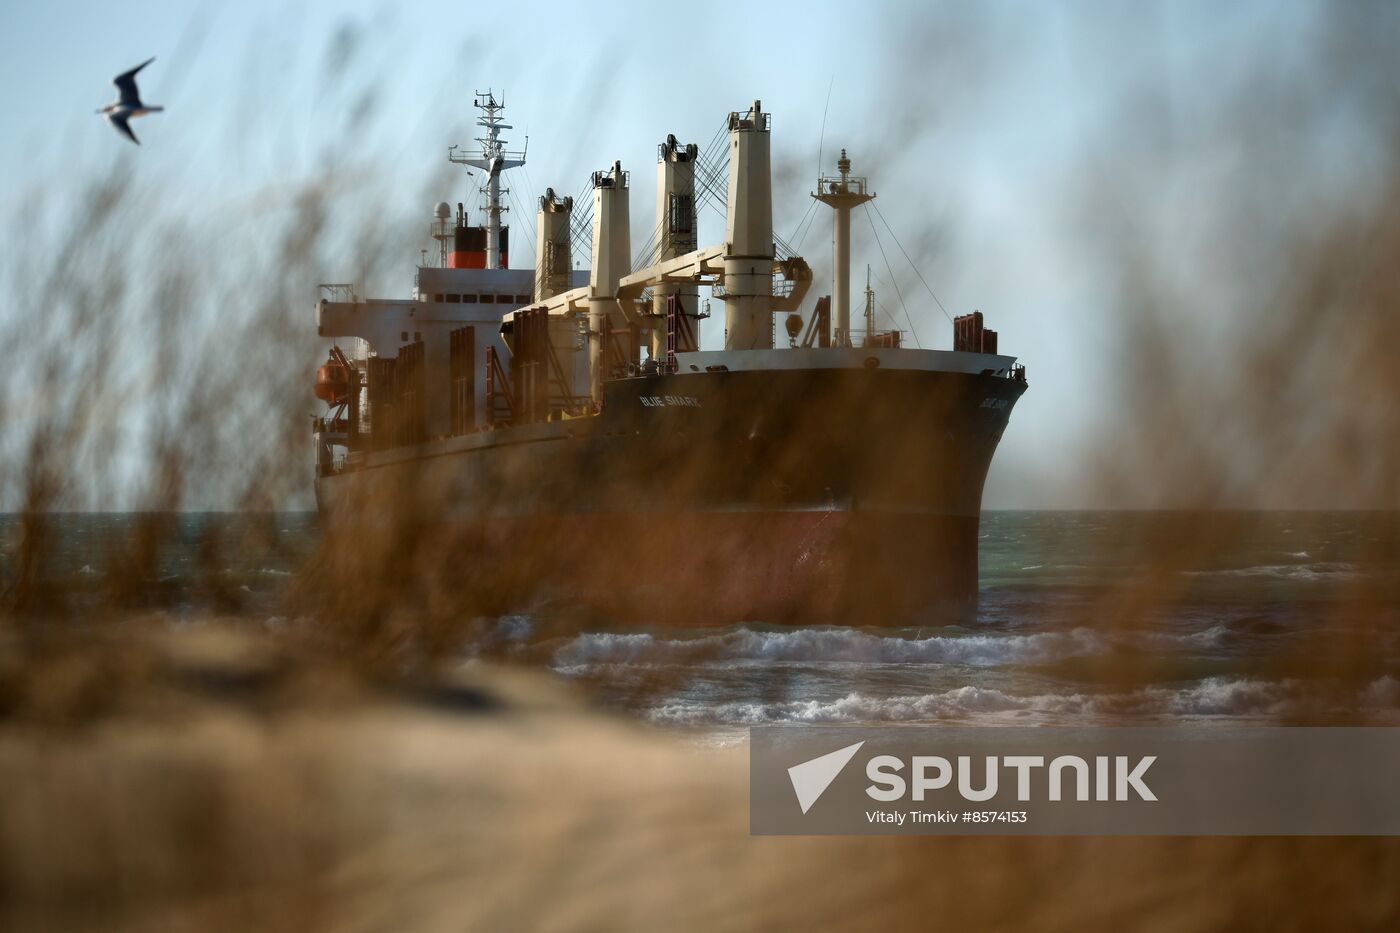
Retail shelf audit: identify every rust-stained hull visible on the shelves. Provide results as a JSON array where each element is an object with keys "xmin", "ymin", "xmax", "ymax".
[{"xmin": 316, "ymin": 366, "xmax": 1025, "ymax": 625}]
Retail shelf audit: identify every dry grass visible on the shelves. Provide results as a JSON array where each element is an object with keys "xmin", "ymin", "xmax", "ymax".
[{"xmin": 0, "ymin": 624, "xmax": 1396, "ymax": 933}]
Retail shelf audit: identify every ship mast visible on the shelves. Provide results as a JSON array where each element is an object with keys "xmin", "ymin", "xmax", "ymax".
[
  {"xmin": 813, "ymin": 149, "xmax": 875, "ymax": 348},
  {"xmin": 449, "ymin": 90, "xmax": 527, "ymax": 270}
]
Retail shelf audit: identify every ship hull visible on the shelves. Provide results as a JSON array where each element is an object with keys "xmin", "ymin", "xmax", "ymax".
[{"xmin": 316, "ymin": 363, "xmax": 1025, "ymax": 625}]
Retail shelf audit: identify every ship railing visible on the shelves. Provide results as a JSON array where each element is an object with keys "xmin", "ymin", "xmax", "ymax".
[
  {"xmin": 319, "ymin": 283, "xmax": 358, "ymax": 304},
  {"xmin": 708, "ymin": 280, "xmax": 796, "ymax": 301},
  {"xmin": 728, "ymin": 110, "xmax": 771, "ymax": 132},
  {"xmin": 711, "ymin": 280, "xmax": 800, "ymax": 298},
  {"xmin": 591, "ymin": 168, "xmax": 630, "ymax": 189},
  {"xmin": 850, "ymin": 328, "xmax": 907, "ymax": 349},
  {"xmin": 815, "ymin": 174, "xmax": 870, "ymax": 197},
  {"xmin": 711, "ymin": 277, "xmax": 800, "ymax": 303}
]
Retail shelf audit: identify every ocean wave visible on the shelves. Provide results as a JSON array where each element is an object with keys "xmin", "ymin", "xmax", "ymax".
[
  {"xmin": 552, "ymin": 626, "xmax": 1109, "ymax": 669},
  {"xmin": 646, "ymin": 677, "xmax": 1321, "ymax": 726},
  {"xmin": 493, "ymin": 614, "xmax": 535, "ymax": 641},
  {"xmin": 648, "ymin": 685, "xmax": 1065, "ymax": 725},
  {"xmin": 548, "ymin": 619, "xmax": 1264, "ymax": 671},
  {"xmin": 1139, "ymin": 623, "xmax": 1232, "ymax": 650},
  {"xmin": 1130, "ymin": 677, "xmax": 1290, "ymax": 717},
  {"xmin": 1181, "ymin": 562, "xmax": 1357, "ymax": 582}
]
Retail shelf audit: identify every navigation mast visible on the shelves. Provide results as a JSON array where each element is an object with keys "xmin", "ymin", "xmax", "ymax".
[
  {"xmin": 449, "ymin": 90, "xmax": 527, "ymax": 270},
  {"xmin": 813, "ymin": 149, "xmax": 875, "ymax": 347}
]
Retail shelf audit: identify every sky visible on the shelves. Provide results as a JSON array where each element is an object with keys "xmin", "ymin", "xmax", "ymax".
[{"xmin": 2, "ymin": 0, "xmax": 1386, "ymax": 509}]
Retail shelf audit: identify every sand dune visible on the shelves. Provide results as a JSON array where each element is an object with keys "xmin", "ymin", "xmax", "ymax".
[{"xmin": 0, "ymin": 625, "xmax": 1395, "ymax": 932}]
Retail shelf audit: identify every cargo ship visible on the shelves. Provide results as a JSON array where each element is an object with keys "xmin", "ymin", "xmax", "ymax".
[{"xmin": 311, "ymin": 93, "xmax": 1027, "ymax": 625}]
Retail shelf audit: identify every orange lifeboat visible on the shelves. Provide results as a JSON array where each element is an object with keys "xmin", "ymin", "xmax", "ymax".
[{"xmin": 314, "ymin": 356, "xmax": 350, "ymax": 403}]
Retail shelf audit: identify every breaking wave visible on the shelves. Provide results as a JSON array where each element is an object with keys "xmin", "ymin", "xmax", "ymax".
[
  {"xmin": 549, "ymin": 622, "xmax": 1262, "ymax": 672},
  {"xmin": 1182, "ymin": 562, "xmax": 1358, "ymax": 582},
  {"xmin": 552, "ymin": 626, "xmax": 1109, "ymax": 669},
  {"xmin": 646, "ymin": 677, "xmax": 1398, "ymax": 726}
]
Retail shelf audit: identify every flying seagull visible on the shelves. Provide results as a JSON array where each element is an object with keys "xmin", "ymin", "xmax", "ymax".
[{"xmin": 97, "ymin": 57, "xmax": 163, "ymax": 145}]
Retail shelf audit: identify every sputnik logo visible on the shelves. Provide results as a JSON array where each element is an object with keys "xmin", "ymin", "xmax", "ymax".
[{"xmin": 788, "ymin": 741, "xmax": 865, "ymax": 814}]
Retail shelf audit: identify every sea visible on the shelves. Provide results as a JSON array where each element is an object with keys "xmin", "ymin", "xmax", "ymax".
[{"xmin": 6, "ymin": 511, "xmax": 1398, "ymax": 730}]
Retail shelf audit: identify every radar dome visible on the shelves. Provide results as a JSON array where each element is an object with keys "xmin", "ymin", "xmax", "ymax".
[{"xmin": 434, "ymin": 201, "xmax": 452, "ymax": 220}]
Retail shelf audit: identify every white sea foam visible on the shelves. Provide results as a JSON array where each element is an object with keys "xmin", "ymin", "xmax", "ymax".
[
  {"xmin": 1130, "ymin": 677, "xmax": 1291, "ymax": 717},
  {"xmin": 1140, "ymin": 623, "xmax": 1231, "ymax": 650},
  {"xmin": 647, "ymin": 685, "xmax": 1061, "ymax": 726},
  {"xmin": 645, "ymin": 677, "xmax": 1306, "ymax": 726},
  {"xmin": 548, "ymin": 621, "xmax": 1255, "ymax": 671},
  {"xmin": 552, "ymin": 626, "xmax": 1108, "ymax": 669},
  {"xmin": 644, "ymin": 675, "xmax": 1332, "ymax": 728},
  {"xmin": 1182, "ymin": 562, "xmax": 1357, "ymax": 582},
  {"xmin": 493, "ymin": 614, "xmax": 535, "ymax": 641}
]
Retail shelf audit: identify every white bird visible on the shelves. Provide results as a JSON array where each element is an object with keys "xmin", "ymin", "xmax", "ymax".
[{"xmin": 97, "ymin": 57, "xmax": 163, "ymax": 145}]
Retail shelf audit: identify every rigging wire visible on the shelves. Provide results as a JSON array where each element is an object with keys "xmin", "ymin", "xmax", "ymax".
[
  {"xmin": 792, "ymin": 196, "xmax": 822, "ymax": 254},
  {"xmin": 773, "ymin": 228, "xmax": 798, "ymax": 260},
  {"xmin": 519, "ymin": 159, "xmax": 539, "ymax": 214},
  {"xmin": 697, "ymin": 158, "xmax": 728, "ymax": 208},
  {"xmin": 862, "ymin": 203, "xmax": 921, "ymax": 349},
  {"xmin": 505, "ymin": 184, "xmax": 536, "ymax": 266},
  {"xmin": 568, "ymin": 175, "xmax": 595, "ymax": 266},
  {"xmin": 694, "ymin": 153, "xmax": 729, "ymax": 216},
  {"xmin": 693, "ymin": 160, "xmax": 727, "ymax": 218},
  {"xmin": 871, "ymin": 200, "xmax": 954, "ymax": 326},
  {"xmin": 694, "ymin": 121, "xmax": 731, "ymax": 205},
  {"xmin": 785, "ymin": 197, "xmax": 818, "ymax": 252},
  {"xmin": 516, "ymin": 160, "xmax": 547, "ymax": 264}
]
